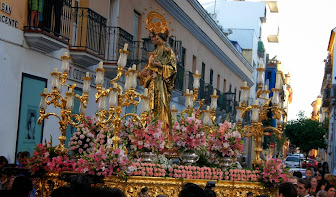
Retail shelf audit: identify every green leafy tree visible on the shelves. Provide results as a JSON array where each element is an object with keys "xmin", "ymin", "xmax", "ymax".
[{"xmin": 284, "ymin": 111, "xmax": 327, "ymax": 156}]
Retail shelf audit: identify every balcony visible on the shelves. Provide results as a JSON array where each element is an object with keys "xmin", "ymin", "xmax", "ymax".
[
  {"xmin": 24, "ymin": 0, "xmax": 72, "ymax": 53},
  {"xmin": 258, "ymin": 41, "xmax": 265, "ymax": 58},
  {"xmin": 322, "ymin": 86, "xmax": 331, "ymax": 107},
  {"xmin": 69, "ymin": 7, "xmax": 107, "ymax": 67}
]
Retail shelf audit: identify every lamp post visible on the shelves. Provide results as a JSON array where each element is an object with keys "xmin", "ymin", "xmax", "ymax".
[{"xmin": 224, "ymin": 86, "xmax": 235, "ymax": 114}]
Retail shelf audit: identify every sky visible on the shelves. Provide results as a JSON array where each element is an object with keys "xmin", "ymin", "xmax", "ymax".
[{"xmin": 198, "ymin": 0, "xmax": 336, "ymax": 121}]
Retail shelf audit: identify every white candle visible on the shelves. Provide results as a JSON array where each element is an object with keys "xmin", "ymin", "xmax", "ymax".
[
  {"xmin": 207, "ymin": 106, "xmax": 210, "ymax": 110},
  {"xmin": 172, "ymin": 105, "xmax": 175, "ymax": 110},
  {"xmin": 243, "ymin": 81, "xmax": 247, "ymax": 87},
  {"xmin": 196, "ymin": 70, "xmax": 199, "ymax": 74},
  {"xmin": 190, "ymin": 90, "xmax": 193, "ymax": 95},
  {"xmin": 264, "ymin": 85, "xmax": 268, "ymax": 91},
  {"xmin": 186, "ymin": 89, "xmax": 189, "ymax": 94},
  {"xmin": 54, "ymin": 68, "xmax": 58, "ymax": 73},
  {"xmin": 275, "ymin": 83, "xmax": 280, "ymax": 89},
  {"xmin": 123, "ymin": 43, "xmax": 128, "ymax": 51},
  {"xmin": 213, "ymin": 90, "xmax": 217, "ymax": 96},
  {"xmin": 68, "ymin": 88, "xmax": 72, "ymax": 93},
  {"xmin": 44, "ymin": 88, "xmax": 48, "ymax": 94},
  {"xmin": 254, "ymin": 100, "xmax": 258, "ymax": 105},
  {"xmin": 113, "ymin": 83, "xmax": 118, "ymax": 89},
  {"xmin": 99, "ymin": 61, "xmax": 103, "ymax": 68},
  {"xmin": 144, "ymin": 88, "xmax": 148, "ymax": 96},
  {"xmin": 86, "ymin": 72, "xmax": 89, "ymax": 77},
  {"xmin": 64, "ymin": 52, "xmax": 68, "ymax": 57},
  {"xmin": 132, "ymin": 64, "xmax": 136, "ymax": 70},
  {"xmin": 260, "ymin": 63, "xmax": 264, "ymax": 69}
]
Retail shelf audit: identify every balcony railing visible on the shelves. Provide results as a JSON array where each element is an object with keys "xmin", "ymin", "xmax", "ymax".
[
  {"xmin": 25, "ymin": 0, "xmax": 72, "ymax": 42},
  {"xmin": 71, "ymin": 7, "xmax": 107, "ymax": 57},
  {"xmin": 106, "ymin": 27, "xmax": 133, "ymax": 63},
  {"xmin": 174, "ymin": 63, "xmax": 184, "ymax": 92},
  {"xmin": 322, "ymin": 87, "xmax": 331, "ymax": 107}
]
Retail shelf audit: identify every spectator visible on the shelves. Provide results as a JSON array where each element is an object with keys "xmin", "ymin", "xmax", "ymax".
[
  {"xmin": 322, "ymin": 160, "xmax": 330, "ymax": 175},
  {"xmin": 11, "ymin": 176, "xmax": 33, "ymax": 196},
  {"xmin": 0, "ymin": 156, "xmax": 8, "ymax": 168},
  {"xmin": 156, "ymin": 195, "xmax": 168, "ymax": 197},
  {"xmin": 316, "ymin": 190, "xmax": 328, "ymax": 197},
  {"xmin": 28, "ymin": 0, "xmax": 42, "ymax": 30},
  {"xmin": 139, "ymin": 187, "xmax": 149, "ymax": 197},
  {"xmin": 316, "ymin": 170, "xmax": 324, "ymax": 182},
  {"xmin": 324, "ymin": 174, "xmax": 336, "ymax": 187},
  {"xmin": 297, "ymin": 178, "xmax": 310, "ymax": 197},
  {"xmin": 316, "ymin": 179, "xmax": 331, "ymax": 193},
  {"xmin": 306, "ymin": 168, "xmax": 314, "ymax": 179},
  {"xmin": 309, "ymin": 176, "xmax": 318, "ymax": 195},
  {"xmin": 91, "ymin": 186, "xmax": 124, "ymax": 197},
  {"xmin": 17, "ymin": 151, "xmax": 30, "ymax": 168},
  {"xmin": 69, "ymin": 174, "xmax": 91, "ymax": 197},
  {"xmin": 246, "ymin": 191, "xmax": 253, "ymax": 197},
  {"xmin": 325, "ymin": 185, "xmax": 336, "ymax": 197},
  {"xmin": 278, "ymin": 182, "xmax": 297, "ymax": 197},
  {"xmin": 293, "ymin": 171, "xmax": 303, "ymax": 179},
  {"xmin": 51, "ymin": 186, "xmax": 71, "ymax": 197},
  {"xmin": 179, "ymin": 182, "xmax": 206, "ymax": 197}
]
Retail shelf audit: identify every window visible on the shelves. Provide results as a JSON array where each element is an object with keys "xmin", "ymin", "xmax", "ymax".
[
  {"xmin": 192, "ymin": 55, "xmax": 197, "ymax": 73},
  {"xmin": 223, "ymin": 79, "xmax": 226, "ymax": 93},
  {"xmin": 132, "ymin": 11, "xmax": 140, "ymax": 41},
  {"xmin": 210, "ymin": 69, "xmax": 213, "ymax": 85},
  {"xmin": 217, "ymin": 74, "xmax": 220, "ymax": 90},
  {"xmin": 201, "ymin": 62, "xmax": 205, "ymax": 79},
  {"xmin": 181, "ymin": 47, "xmax": 186, "ymax": 67}
]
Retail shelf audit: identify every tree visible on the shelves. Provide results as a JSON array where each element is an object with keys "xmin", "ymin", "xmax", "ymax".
[{"xmin": 284, "ymin": 111, "xmax": 327, "ymax": 156}]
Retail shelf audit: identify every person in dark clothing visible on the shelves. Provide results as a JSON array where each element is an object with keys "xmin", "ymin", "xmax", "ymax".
[{"xmin": 43, "ymin": 0, "xmax": 63, "ymax": 35}]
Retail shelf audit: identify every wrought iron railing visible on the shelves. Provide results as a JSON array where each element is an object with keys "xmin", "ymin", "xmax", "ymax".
[
  {"xmin": 174, "ymin": 63, "xmax": 184, "ymax": 92},
  {"xmin": 199, "ymin": 79, "xmax": 205, "ymax": 100},
  {"xmin": 204, "ymin": 83, "xmax": 213, "ymax": 104},
  {"xmin": 71, "ymin": 7, "xmax": 107, "ymax": 56},
  {"xmin": 25, "ymin": 0, "xmax": 72, "ymax": 42},
  {"xmin": 106, "ymin": 27, "xmax": 133, "ymax": 63}
]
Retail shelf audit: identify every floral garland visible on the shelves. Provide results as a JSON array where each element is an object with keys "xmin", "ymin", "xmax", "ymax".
[
  {"xmin": 172, "ymin": 115, "xmax": 206, "ymax": 151},
  {"xmin": 224, "ymin": 169, "xmax": 260, "ymax": 182},
  {"xmin": 208, "ymin": 121, "xmax": 244, "ymax": 158},
  {"xmin": 168, "ymin": 165, "xmax": 223, "ymax": 180},
  {"xmin": 130, "ymin": 162, "xmax": 166, "ymax": 177}
]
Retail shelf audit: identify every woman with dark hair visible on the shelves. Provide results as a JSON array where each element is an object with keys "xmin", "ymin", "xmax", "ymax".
[{"xmin": 325, "ymin": 184, "xmax": 336, "ymax": 197}]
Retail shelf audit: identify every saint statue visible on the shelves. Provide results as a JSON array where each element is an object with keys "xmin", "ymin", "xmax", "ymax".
[{"xmin": 138, "ymin": 12, "xmax": 177, "ymax": 133}]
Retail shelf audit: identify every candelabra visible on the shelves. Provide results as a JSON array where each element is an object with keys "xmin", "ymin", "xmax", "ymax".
[
  {"xmin": 37, "ymin": 53, "xmax": 91, "ymax": 155},
  {"xmin": 236, "ymin": 63, "xmax": 285, "ymax": 165},
  {"xmin": 180, "ymin": 70, "xmax": 218, "ymax": 132},
  {"xmin": 94, "ymin": 44, "xmax": 149, "ymax": 149}
]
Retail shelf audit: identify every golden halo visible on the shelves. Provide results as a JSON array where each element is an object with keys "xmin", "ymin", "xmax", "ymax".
[{"xmin": 146, "ymin": 11, "xmax": 169, "ymax": 35}]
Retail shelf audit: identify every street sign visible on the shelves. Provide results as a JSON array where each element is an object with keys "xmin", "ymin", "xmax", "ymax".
[{"xmin": 270, "ymin": 143, "xmax": 275, "ymax": 149}]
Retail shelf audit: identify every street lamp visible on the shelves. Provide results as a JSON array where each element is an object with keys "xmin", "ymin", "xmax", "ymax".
[{"xmin": 224, "ymin": 86, "xmax": 235, "ymax": 113}]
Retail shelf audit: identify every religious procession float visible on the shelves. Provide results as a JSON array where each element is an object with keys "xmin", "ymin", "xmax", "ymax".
[{"xmin": 25, "ymin": 11, "xmax": 290, "ymax": 197}]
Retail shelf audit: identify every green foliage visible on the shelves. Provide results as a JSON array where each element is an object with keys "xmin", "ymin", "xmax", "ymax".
[{"xmin": 284, "ymin": 111, "xmax": 327, "ymax": 155}]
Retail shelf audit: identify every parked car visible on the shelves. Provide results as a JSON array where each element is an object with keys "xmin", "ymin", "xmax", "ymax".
[
  {"xmin": 289, "ymin": 168, "xmax": 306, "ymax": 179},
  {"xmin": 285, "ymin": 156, "xmax": 302, "ymax": 168},
  {"xmin": 301, "ymin": 158, "xmax": 318, "ymax": 171}
]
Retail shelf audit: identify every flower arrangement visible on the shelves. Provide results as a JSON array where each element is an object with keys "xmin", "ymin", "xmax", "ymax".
[
  {"xmin": 28, "ymin": 136, "xmax": 57, "ymax": 175},
  {"xmin": 208, "ymin": 121, "xmax": 244, "ymax": 158},
  {"xmin": 172, "ymin": 115, "xmax": 206, "ymax": 151},
  {"xmin": 73, "ymin": 146, "xmax": 131, "ymax": 177},
  {"xmin": 167, "ymin": 165, "xmax": 223, "ymax": 180},
  {"xmin": 68, "ymin": 116, "xmax": 98, "ymax": 155},
  {"xmin": 224, "ymin": 169, "xmax": 260, "ymax": 182},
  {"xmin": 120, "ymin": 115, "xmax": 165, "ymax": 153},
  {"xmin": 258, "ymin": 155, "xmax": 291, "ymax": 187},
  {"xmin": 47, "ymin": 155, "xmax": 74, "ymax": 172},
  {"xmin": 130, "ymin": 162, "xmax": 166, "ymax": 177}
]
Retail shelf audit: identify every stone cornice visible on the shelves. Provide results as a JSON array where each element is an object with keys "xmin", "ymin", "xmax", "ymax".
[{"xmin": 156, "ymin": 0, "xmax": 254, "ymax": 86}]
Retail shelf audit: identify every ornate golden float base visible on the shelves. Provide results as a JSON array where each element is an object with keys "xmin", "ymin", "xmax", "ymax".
[{"xmin": 37, "ymin": 172, "xmax": 277, "ymax": 197}]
